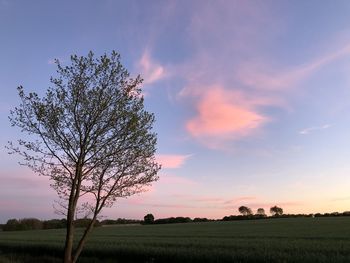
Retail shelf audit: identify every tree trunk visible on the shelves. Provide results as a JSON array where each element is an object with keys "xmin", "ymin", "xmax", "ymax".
[
  {"xmin": 64, "ymin": 163, "xmax": 83, "ymax": 263},
  {"xmin": 72, "ymin": 217, "xmax": 96, "ymax": 263},
  {"xmin": 63, "ymin": 206, "xmax": 75, "ymax": 263}
]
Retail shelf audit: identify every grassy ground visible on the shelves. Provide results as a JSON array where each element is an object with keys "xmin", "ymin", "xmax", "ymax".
[{"xmin": 1, "ymin": 217, "xmax": 350, "ymax": 262}]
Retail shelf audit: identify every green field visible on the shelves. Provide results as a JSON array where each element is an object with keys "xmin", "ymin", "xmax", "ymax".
[{"xmin": 1, "ymin": 217, "xmax": 350, "ymax": 262}]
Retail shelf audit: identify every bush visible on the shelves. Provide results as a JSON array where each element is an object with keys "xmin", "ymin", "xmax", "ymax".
[
  {"xmin": 153, "ymin": 217, "xmax": 192, "ymax": 224},
  {"xmin": 74, "ymin": 218, "xmax": 101, "ymax": 228},
  {"xmin": 43, "ymin": 219, "xmax": 67, "ymax": 229},
  {"xmin": 101, "ymin": 218, "xmax": 141, "ymax": 225},
  {"xmin": 3, "ymin": 219, "xmax": 21, "ymax": 231},
  {"xmin": 20, "ymin": 218, "xmax": 43, "ymax": 230},
  {"xmin": 193, "ymin": 218, "xmax": 209, "ymax": 222}
]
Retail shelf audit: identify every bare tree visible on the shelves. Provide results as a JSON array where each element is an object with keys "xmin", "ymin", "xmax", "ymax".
[{"xmin": 8, "ymin": 51, "xmax": 161, "ymax": 263}]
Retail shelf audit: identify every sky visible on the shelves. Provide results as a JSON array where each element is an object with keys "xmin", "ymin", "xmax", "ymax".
[{"xmin": 1, "ymin": 0, "xmax": 350, "ymax": 223}]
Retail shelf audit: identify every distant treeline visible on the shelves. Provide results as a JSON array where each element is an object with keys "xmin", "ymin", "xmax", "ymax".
[
  {"xmin": 2, "ymin": 211, "xmax": 350, "ymax": 231},
  {"xmin": 0, "ymin": 218, "xmax": 141, "ymax": 231},
  {"xmin": 222, "ymin": 211, "xmax": 350, "ymax": 221},
  {"xmin": 143, "ymin": 211, "xmax": 350, "ymax": 225}
]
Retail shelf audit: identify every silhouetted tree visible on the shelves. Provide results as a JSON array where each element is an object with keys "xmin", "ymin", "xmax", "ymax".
[
  {"xmin": 238, "ymin": 206, "xmax": 252, "ymax": 216},
  {"xmin": 256, "ymin": 208, "xmax": 266, "ymax": 216},
  {"xmin": 270, "ymin": 206, "xmax": 283, "ymax": 216},
  {"xmin": 3, "ymin": 219, "xmax": 20, "ymax": 231},
  {"xmin": 144, "ymin": 213, "xmax": 155, "ymax": 224},
  {"xmin": 8, "ymin": 51, "xmax": 161, "ymax": 263},
  {"xmin": 20, "ymin": 218, "xmax": 43, "ymax": 230},
  {"xmin": 43, "ymin": 219, "xmax": 67, "ymax": 229}
]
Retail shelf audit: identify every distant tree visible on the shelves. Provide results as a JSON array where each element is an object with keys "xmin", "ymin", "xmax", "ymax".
[
  {"xmin": 3, "ymin": 219, "xmax": 20, "ymax": 231},
  {"xmin": 20, "ymin": 218, "xmax": 43, "ymax": 230},
  {"xmin": 144, "ymin": 214, "xmax": 155, "ymax": 224},
  {"xmin": 256, "ymin": 208, "xmax": 266, "ymax": 216},
  {"xmin": 8, "ymin": 51, "xmax": 161, "ymax": 263},
  {"xmin": 270, "ymin": 206, "xmax": 283, "ymax": 216},
  {"xmin": 43, "ymin": 219, "xmax": 67, "ymax": 229},
  {"xmin": 238, "ymin": 206, "xmax": 253, "ymax": 216}
]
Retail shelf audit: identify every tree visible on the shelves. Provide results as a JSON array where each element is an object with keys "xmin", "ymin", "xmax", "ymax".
[
  {"xmin": 270, "ymin": 206, "xmax": 283, "ymax": 216},
  {"xmin": 143, "ymin": 213, "xmax": 155, "ymax": 224},
  {"xmin": 256, "ymin": 208, "xmax": 266, "ymax": 216},
  {"xmin": 8, "ymin": 51, "xmax": 161, "ymax": 263},
  {"xmin": 238, "ymin": 206, "xmax": 252, "ymax": 216},
  {"xmin": 3, "ymin": 219, "xmax": 20, "ymax": 231}
]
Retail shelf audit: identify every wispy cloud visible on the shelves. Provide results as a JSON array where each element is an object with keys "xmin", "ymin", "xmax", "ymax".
[
  {"xmin": 236, "ymin": 44, "xmax": 350, "ymax": 92},
  {"xmin": 147, "ymin": 203, "xmax": 196, "ymax": 209},
  {"xmin": 137, "ymin": 50, "xmax": 165, "ymax": 85},
  {"xmin": 224, "ymin": 196, "xmax": 257, "ymax": 205},
  {"xmin": 299, "ymin": 124, "xmax": 331, "ymax": 135},
  {"xmin": 156, "ymin": 154, "xmax": 192, "ymax": 169}
]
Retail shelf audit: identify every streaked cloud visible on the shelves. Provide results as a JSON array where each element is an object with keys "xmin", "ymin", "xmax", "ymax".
[
  {"xmin": 156, "ymin": 154, "xmax": 192, "ymax": 169},
  {"xmin": 147, "ymin": 203, "xmax": 196, "ymax": 209},
  {"xmin": 224, "ymin": 196, "xmax": 257, "ymax": 205},
  {"xmin": 137, "ymin": 50, "xmax": 165, "ymax": 85},
  {"xmin": 236, "ymin": 44, "xmax": 350, "ymax": 92},
  {"xmin": 299, "ymin": 124, "xmax": 331, "ymax": 135},
  {"xmin": 331, "ymin": 196, "xmax": 350, "ymax": 202}
]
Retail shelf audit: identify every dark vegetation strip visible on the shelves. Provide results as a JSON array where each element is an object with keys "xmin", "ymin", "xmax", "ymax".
[{"xmin": 1, "ymin": 238, "xmax": 350, "ymax": 263}]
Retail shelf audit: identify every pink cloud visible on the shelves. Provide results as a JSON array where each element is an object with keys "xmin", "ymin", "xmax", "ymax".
[
  {"xmin": 0, "ymin": 170, "xmax": 55, "ymax": 198},
  {"xmin": 224, "ymin": 196, "xmax": 257, "ymax": 205},
  {"xmin": 156, "ymin": 154, "xmax": 192, "ymax": 169},
  {"xmin": 186, "ymin": 86, "xmax": 268, "ymax": 148},
  {"xmin": 138, "ymin": 50, "xmax": 165, "ymax": 85},
  {"xmin": 193, "ymin": 197, "xmax": 225, "ymax": 203}
]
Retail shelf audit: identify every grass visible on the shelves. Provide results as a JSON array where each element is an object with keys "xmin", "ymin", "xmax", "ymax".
[{"xmin": 1, "ymin": 217, "xmax": 350, "ymax": 262}]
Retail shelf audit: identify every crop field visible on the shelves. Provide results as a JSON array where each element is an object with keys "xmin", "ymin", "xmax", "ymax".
[{"xmin": 1, "ymin": 217, "xmax": 350, "ymax": 262}]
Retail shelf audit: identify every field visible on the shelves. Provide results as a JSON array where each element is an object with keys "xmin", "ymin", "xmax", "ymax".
[{"xmin": 1, "ymin": 217, "xmax": 350, "ymax": 262}]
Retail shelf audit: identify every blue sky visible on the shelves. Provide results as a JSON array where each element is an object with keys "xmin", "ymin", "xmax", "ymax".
[{"xmin": 1, "ymin": 0, "xmax": 350, "ymax": 222}]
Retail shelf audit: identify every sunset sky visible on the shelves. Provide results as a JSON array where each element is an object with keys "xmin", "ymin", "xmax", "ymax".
[{"xmin": 1, "ymin": 0, "xmax": 350, "ymax": 223}]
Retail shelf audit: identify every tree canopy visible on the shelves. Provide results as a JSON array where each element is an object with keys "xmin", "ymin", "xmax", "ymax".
[
  {"xmin": 270, "ymin": 206, "xmax": 283, "ymax": 216},
  {"xmin": 256, "ymin": 208, "xmax": 266, "ymax": 216},
  {"xmin": 238, "ymin": 206, "xmax": 253, "ymax": 216}
]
